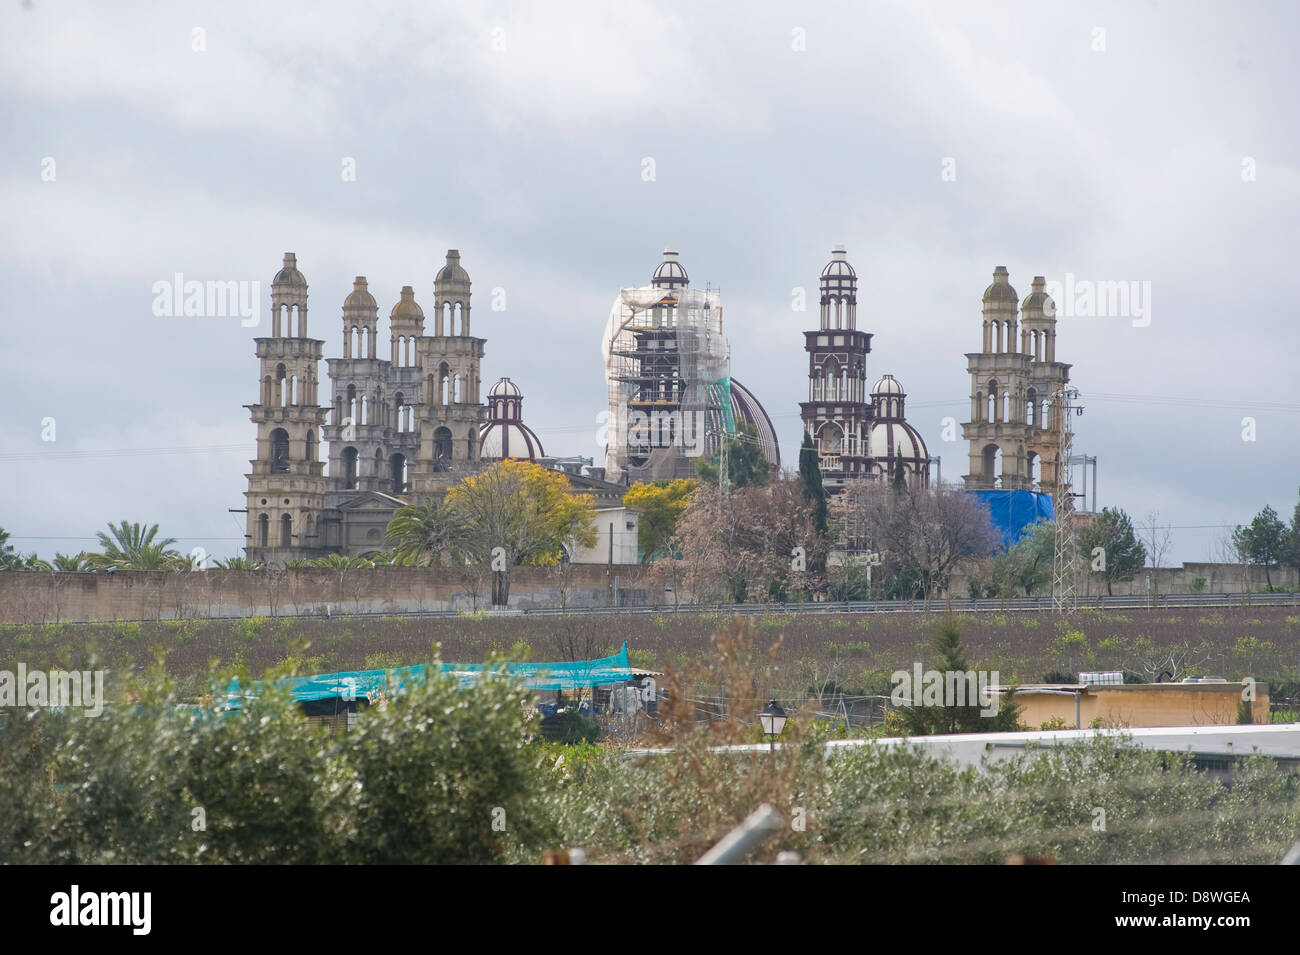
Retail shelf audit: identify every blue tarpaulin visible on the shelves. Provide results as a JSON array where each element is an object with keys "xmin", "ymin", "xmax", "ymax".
[
  {"xmin": 966, "ymin": 489, "xmax": 1054, "ymax": 549},
  {"xmin": 224, "ymin": 643, "xmax": 649, "ymax": 709}
]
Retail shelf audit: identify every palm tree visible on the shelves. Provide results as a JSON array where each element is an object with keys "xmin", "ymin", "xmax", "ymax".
[
  {"xmin": 88, "ymin": 520, "xmax": 183, "ymax": 571},
  {"xmin": 384, "ymin": 500, "xmax": 462, "ymax": 567},
  {"xmin": 52, "ymin": 552, "xmax": 92, "ymax": 572},
  {"xmin": 0, "ymin": 527, "xmax": 51, "ymax": 570},
  {"xmin": 215, "ymin": 556, "xmax": 264, "ymax": 570}
]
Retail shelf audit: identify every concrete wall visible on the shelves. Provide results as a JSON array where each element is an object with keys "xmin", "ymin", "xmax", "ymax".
[
  {"xmin": 0, "ymin": 564, "xmax": 653, "ymax": 624},
  {"xmin": 1014, "ymin": 682, "xmax": 1269, "ymax": 729},
  {"xmin": 949, "ymin": 561, "xmax": 1298, "ymax": 598}
]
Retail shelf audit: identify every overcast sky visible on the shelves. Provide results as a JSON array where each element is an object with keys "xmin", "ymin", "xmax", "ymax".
[{"xmin": 2, "ymin": 0, "xmax": 1297, "ymax": 565}]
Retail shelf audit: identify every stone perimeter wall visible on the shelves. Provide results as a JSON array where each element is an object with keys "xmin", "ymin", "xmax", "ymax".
[{"xmin": 0, "ymin": 564, "xmax": 654, "ymax": 624}]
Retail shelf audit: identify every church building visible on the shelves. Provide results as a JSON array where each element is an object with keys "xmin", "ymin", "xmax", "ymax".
[
  {"xmin": 242, "ymin": 251, "xmax": 637, "ymax": 564},
  {"xmin": 799, "ymin": 246, "xmax": 930, "ymax": 492}
]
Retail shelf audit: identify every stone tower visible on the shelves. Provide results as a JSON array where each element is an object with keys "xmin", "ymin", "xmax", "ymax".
[
  {"xmin": 799, "ymin": 245, "xmax": 873, "ymax": 492},
  {"xmin": 411, "ymin": 250, "xmax": 487, "ymax": 491},
  {"xmin": 385, "ymin": 286, "xmax": 425, "ymax": 493},
  {"xmin": 961, "ymin": 267, "xmax": 1070, "ymax": 493},
  {"xmin": 324, "ymin": 277, "xmax": 388, "ymax": 494},
  {"xmin": 244, "ymin": 253, "xmax": 328, "ymax": 561}
]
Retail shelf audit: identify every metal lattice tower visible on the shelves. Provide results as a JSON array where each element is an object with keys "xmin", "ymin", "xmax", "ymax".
[{"xmin": 1051, "ymin": 387, "xmax": 1082, "ymax": 613}]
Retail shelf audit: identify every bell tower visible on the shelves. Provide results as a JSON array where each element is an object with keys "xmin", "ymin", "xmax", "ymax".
[
  {"xmin": 798, "ymin": 245, "xmax": 873, "ymax": 492},
  {"xmin": 244, "ymin": 253, "xmax": 328, "ymax": 562},
  {"xmin": 411, "ymin": 250, "xmax": 487, "ymax": 492}
]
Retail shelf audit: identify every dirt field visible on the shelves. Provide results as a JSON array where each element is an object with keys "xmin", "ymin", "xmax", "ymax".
[{"xmin": 4, "ymin": 605, "xmax": 1298, "ymax": 701}]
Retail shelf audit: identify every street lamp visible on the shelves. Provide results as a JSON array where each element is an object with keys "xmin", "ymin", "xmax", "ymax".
[{"xmin": 759, "ymin": 699, "xmax": 787, "ymax": 755}]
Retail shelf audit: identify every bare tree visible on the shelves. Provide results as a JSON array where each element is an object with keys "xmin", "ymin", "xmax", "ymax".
[{"xmin": 1138, "ymin": 511, "xmax": 1173, "ymax": 595}]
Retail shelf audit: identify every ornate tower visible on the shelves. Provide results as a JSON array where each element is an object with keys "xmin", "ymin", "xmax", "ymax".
[
  {"xmin": 244, "ymin": 253, "xmax": 328, "ymax": 562},
  {"xmin": 799, "ymin": 245, "xmax": 873, "ymax": 492},
  {"xmin": 961, "ymin": 267, "xmax": 1070, "ymax": 493},
  {"xmin": 325, "ymin": 277, "xmax": 391, "ymax": 494},
  {"xmin": 1020, "ymin": 276, "xmax": 1071, "ymax": 498},
  {"xmin": 411, "ymin": 250, "xmax": 486, "ymax": 491},
  {"xmin": 385, "ymin": 286, "xmax": 425, "ymax": 493}
]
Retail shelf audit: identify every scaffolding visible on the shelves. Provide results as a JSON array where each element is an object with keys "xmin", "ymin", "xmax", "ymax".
[{"xmin": 603, "ymin": 284, "xmax": 729, "ymax": 482}]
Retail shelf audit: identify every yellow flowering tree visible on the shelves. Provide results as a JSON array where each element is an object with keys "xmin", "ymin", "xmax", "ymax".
[
  {"xmin": 444, "ymin": 459, "xmax": 597, "ymax": 606},
  {"xmin": 621, "ymin": 478, "xmax": 697, "ymax": 564}
]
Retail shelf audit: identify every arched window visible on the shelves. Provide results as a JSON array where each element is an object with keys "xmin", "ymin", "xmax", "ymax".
[
  {"xmin": 395, "ymin": 393, "xmax": 405, "ymax": 433},
  {"xmin": 276, "ymin": 364, "xmax": 288, "ymax": 406},
  {"xmin": 1026, "ymin": 388, "xmax": 1038, "ymax": 426},
  {"xmin": 987, "ymin": 379, "xmax": 998, "ymax": 422},
  {"xmin": 374, "ymin": 448, "xmax": 384, "ymax": 480},
  {"xmin": 453, "ymin": 302, "xmax": 463, "ymax": 336},
  {"xmin": 433, "ymin": 427, "xmax": 453, "ymax": 471},
  {"xmin": 306, "ymin": 429, "xmax": 317, "ymax": 463},
  {"xmin": 270, "ymin": 428, "xmax": 290, "ymax": 473},
  {"xmin": 439, "ymin": 364, "xmax": 450, "ymax": 405},
  {"xmin": 280, "ymin": 513, "xmax": 292, "ymax": 547},
  {"xmin": 343, "ymin": 447, "xmax": 359, "ymax": 489},
  {"xmin": 390, "ymin": 453, "xmax": 407, "ymax": 492},
  {"xmin": 258, "ymin": 513, "xmax": 269, "ymax": 548},
  {"xmin": 346, "ymin": 384, "xmax": 357, "ymax": 426}
]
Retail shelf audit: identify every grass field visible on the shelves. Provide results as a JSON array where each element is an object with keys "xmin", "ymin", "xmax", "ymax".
[{"xmin": 3, "ymin": 606, "xmax": 1299, "ymax": 704}]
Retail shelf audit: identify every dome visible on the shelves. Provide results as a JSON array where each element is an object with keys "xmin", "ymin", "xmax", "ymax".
[
  {"xmin": 479, "ymin": 423, "xmax": 545, "ymax": 461},
  {"xmin": 867, "ymin": 419, "xmax": 928, "ymax": 464},
  {"xmin": 727, "ymin": 378, "xmax": 781, "ymax": 469},
  {"xmin": 480, "ymin": 377, "xmax": 545, "ymax": 461},
  {"xmin": 273, "ymin": 252, "xmax": 307, "ymax": 288},
  {"xmin": 872, "ymin": 374, "xmax": 905, "ymax": 397},
  {"xmin": 436, "ymin": 249, "xmax": 470, "ymax": 285},
  {"xmin": 820, "ymin": 245, "xmax": 857, "ymax": 280},
  {"xmin": 651, "ymin": 248, "xmax": 689, "ymax": 289},
  {"xmin": 1020, "ymin": 275, "xmax": 1055, "ymax": 315},
  {"xmin": 983, "ymin": 265, "xmax": 1018, "ymax": 304},
  {"xmin": 344, "ymin": 276, "xmax": 376, "ymax": 310},
  {"xmin": 390, "ymin": 285, "xmax": 424, "ymax": 319}
]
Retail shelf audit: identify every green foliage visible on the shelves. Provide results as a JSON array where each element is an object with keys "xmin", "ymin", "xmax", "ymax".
[
  {"xmin": 1233, "ymin": 505, "xmax": 1289, "ymax": 590},
  {"xmin": 88, "ymin": 520, "xmax": 183, "ymax": 571},
  {"xmin": 693, "ymin": 422, "xmax": 770, "ymax": 489},
  {"xmin": 1078, "ymin": 507, "xmax": 1146, "ymax": 596},
  {"xmin": 0, "ymin": 668, "xmax": 547, "ymax": 864},
  {"xmin": 384, "ymin": 499, "xmax": 462, "ymax": 567},
  {"xmin": 622, "ymin": 479, "xmax": 697, "ymax": 565},
  {"xmin": 538, "ymin": 709, "xmax": 599, "ymax": 745},
  {"xmin": 798, "ymin": 432, "xmax": 829, "ymax": 565},
  {"xmin": 890, "ymin": 620, "xmax": 1022, "ymax": 735},
  {"xmin": 990, "ymin": 520, "xmax": 1055, "ymax": 596}
]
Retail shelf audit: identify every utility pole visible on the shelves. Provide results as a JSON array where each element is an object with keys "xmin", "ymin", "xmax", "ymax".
[{"xmin": 1051, "ymin": 387, "xmax": 1083, "ymax": 613}]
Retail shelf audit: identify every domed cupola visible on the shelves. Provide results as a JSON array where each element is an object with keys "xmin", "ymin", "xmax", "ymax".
[
  {"xmin": 651, "ymin": 248, "xmax": 689, "ymax": 290},
  {"xmin": 273, "ymin": 252, "xmax": 308, "ymax": 290},
  {"xmin": 479, "ymin": 377, "xmax": 545, "ymax": 462},
  {"xmin": 982, "ymin": 265, "xmax": 1019, "ymax": 305},
  {"xmin": 818, "ymin": 245, "xmax": 858, "ymax": 329}
]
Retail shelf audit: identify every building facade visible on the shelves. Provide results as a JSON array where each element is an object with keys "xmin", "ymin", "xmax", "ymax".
[
  {"xmin": 799, "ymin": 246, "xmax": 929, "ymax": 492},
  {"xmin": 243, "ymin": 250, "xmax": 639, "ymax": 564},
  {"xmin": 960, "ymin": 267, "xmax": 1071, "ymax": 493}
]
